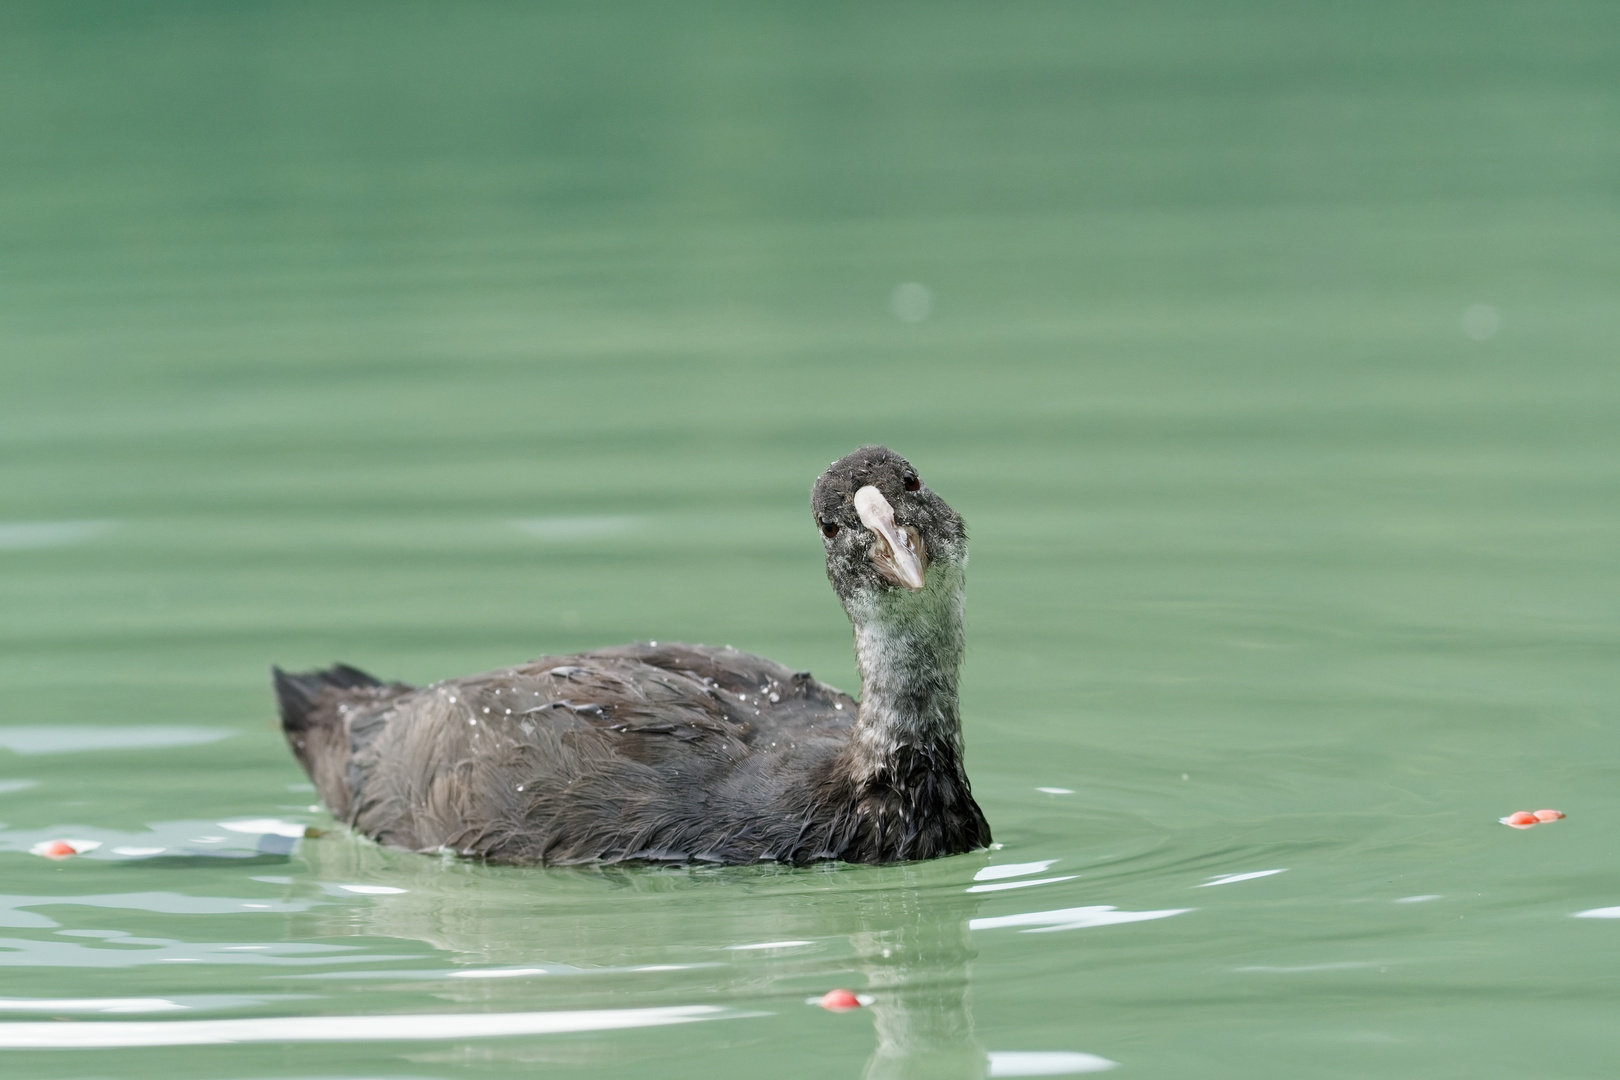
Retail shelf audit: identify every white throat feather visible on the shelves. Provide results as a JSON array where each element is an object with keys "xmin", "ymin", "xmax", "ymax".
[{"xmin": 845, "ymin": 553, "xmax": 966, "ymax": 782}]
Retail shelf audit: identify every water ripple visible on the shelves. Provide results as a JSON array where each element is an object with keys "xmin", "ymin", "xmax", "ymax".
[
  {"xmin": 0, "ymin": 521, "xmax": 114, "ymax": 551},
  {"xmin": 0, "ymin": 1004, "xmax": 748, "ymax": 1047},
  {"xmin": 0, "ymin": 726, "xmax": 233, "ymax": 756},
  {"xmin": 970, "ymin": 906, "xmax": 1192, "ymax": 933}
]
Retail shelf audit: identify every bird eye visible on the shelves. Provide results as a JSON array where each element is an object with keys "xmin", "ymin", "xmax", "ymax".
[
  {"xmin": 903, "ymin": 472, "xmax": 920, "ymax": 492},
  {"xmin": 820, "ymin": 520, "xmax": 840, "ymax": 539}
]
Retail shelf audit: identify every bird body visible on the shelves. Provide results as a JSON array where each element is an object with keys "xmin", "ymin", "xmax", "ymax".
[{"xmin": 276, "ymin": 447, "xmax": 991, "ymax": 866}]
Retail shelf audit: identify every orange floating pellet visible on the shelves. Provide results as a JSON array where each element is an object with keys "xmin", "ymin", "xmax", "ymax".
[
  {"xmin": 1533, "ymin": 809, "xmax": 1565, "ymax": 822},
  {"xmin": 819, "ymin": 989, "xmax": 862, "ymax": 1011}
]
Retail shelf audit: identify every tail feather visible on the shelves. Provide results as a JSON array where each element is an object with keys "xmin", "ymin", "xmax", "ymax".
[{"xmin": 273, "ymin": 663, "xmax": 383, "ymax": 733}]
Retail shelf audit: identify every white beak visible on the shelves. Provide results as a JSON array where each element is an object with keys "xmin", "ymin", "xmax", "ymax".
[{"xmin": 854, "ymin": 486, "xmax": 928, "ymax": 591}]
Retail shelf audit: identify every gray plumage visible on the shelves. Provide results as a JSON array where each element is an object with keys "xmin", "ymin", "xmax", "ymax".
[{"xmin": 275, "ymin": 446, "xmax": 991, "ymax": 866}]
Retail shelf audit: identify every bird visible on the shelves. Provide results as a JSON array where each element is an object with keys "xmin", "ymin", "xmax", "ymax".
[{"xmin": 273, "ymin": 445, "xmax": 991, "ymax": 866}]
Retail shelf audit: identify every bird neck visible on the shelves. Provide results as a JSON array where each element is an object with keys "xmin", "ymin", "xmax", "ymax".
[{"xmin": 845, "ymin": 556, "xmax": 967, "ymax": 784}]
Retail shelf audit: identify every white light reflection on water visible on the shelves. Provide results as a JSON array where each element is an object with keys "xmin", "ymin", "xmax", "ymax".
[
  {"xmin": 279, "ymin": 961, "xmax": 723, "ymax": 981},
  {"xmin": 0, "ymin": 994, "xmax": 304, "ymax": 1014},
  {"xmin": 725, "ymin": 940, "xmax": 815, "ymax": 950},
  {"xmin": 1235, "ymin": 962, "xmax": 1382, "ymax": 974},
  {"xmin": 3, "ymin": 818, "xmax": 304, "ymax": 860},
  {"xmin": 0, "ymin": 997, "xmax": 188, "ymax": 1013},
  {"xmin": 219, "ymin": 819, "xmax": 307, "ymax": 839},
  {"xmin": 0, "ymin": 521, "xmax": 115, "ymax": 550},
  {"xmin": 510, "ymin": 516, "xmax": 641, "ymax": 541},
  {"xmin": 968, "ymin": 876, "xmax": 1079, "ymax": 894},
  {"xmin": 891, "ymin": 282, "xmax": 933, "ymax": 322},
  {"xmin": 1198, "ymin": 869, "xmax": 1286, "ymax": 887},
  {"xmin": 0, "ymin": 891, "xmax": 315, "ymax": 929},
  {"xmin": 0, "ymin": 935, "xmax": 400, "ymax": 968},
  {"xmin": 0, "ymin": 726, "xmax": 233, "ymax": 755},
  {"xmin": 975, "ymin": 860, "xmax": 1058, "ymax": 881},
  {"xmin": 5, "ymin": 818, "xmax": 305, "ymax": 860},
  {"xmin": 0, "ymin": 1005, "xmax": 747, "ymax": 1047},
  {"xmin": 970, "ymin": 906, "xmax": 1191, "ymax": 933},
  {"xmin": 1574, "ymin": 906, "xmax": 1620, "ymax": 919},
  {"xmin": 988, "ymin": 1050, "xmax": 1118, "ymax": 1076},
  {"xmin": 1461, "ymin": 303, "xmax": 1502, "ymax": 341},
  {"xmin": 280, "ymin": 966, "xmax": 579, "ymax": 981}
]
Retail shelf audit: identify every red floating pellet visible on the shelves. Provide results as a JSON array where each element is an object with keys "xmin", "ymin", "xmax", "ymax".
[
  {"xmin": 1533, "ymin": 809, "xmax": 1565, "ymax": 822},
  {"xmin": 39, "ymin": 840, "xmax": 78, "ymax": 859},
  {"xmin": 819, "ymin": 989, "xmax": 861, "ymax": 1011},
  {"xmin": 1503, "ymin": 811, "xmax": 1538, "ymax": 827}
]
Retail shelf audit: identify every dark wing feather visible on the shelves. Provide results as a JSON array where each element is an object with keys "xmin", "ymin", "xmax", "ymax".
[
  {"xmin": 273, "ymin": 663, "xmax": 414, "ymax": 821},
  {"xmin": 278, "ymin": 644, "xmax": 859, "ymax": 865}
]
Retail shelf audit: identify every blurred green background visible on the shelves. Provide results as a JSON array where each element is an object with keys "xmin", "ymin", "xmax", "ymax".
[{"xmin": 1, "ymin": 2, "xmax": 1618, "ymax": 1078}]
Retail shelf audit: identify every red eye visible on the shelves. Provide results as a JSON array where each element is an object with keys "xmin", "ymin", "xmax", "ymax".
[
  {"xmin": 903, "ymin": 472, "xmax": 920, "ymax": 491},
  {"xmin": 820, "ymin": 520, "xmax": 840, "ymax": 539}
]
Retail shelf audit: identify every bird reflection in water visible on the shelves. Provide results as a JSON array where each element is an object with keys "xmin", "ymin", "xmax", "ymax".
[
  {"xmin": 294, "ymin": 836, "xmax": 1004, "ymax": 1077},
  {"xmin": 847, "ymin": 886, "xmax": 989, "ymax": 1079}
]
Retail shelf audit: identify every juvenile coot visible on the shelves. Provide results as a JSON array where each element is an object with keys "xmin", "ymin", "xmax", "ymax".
[{"xmin": 274, "ymin": 446, "xmax": 990, "ymax": 865}]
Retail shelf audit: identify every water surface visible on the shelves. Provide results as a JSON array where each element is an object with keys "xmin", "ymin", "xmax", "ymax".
[{"xmin": 2, "ymin": 2, "xmax": 1619, "ymax": 1077}]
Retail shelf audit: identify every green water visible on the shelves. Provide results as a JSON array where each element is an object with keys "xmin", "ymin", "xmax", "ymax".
[{"xmin": 3, "ymin": 2, "xmax": 1619, "ymax": 1076}]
